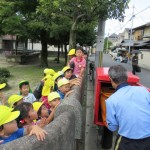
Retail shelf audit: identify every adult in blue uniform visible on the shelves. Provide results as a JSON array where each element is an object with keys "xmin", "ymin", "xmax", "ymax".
[{"xmin": 106, "ymin": 65, "xmax": 150, "ymax": 150}]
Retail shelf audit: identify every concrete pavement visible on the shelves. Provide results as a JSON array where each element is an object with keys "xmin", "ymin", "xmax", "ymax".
[{"xmin": 84, "ymin": 53, "xmax": 150, "ymax": 150}]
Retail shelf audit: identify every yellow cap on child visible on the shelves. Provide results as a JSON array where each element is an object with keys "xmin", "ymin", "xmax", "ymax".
[
  {"xmin": 62, "ymin": 66, "xmax": 72, "ymax": 73},
  {"xmin": 53, "ymin": 71, "xmax": 63, "ymax": 82},
  {"xmin": 33, "ymin": 102, "xmax": 43, "ymax": 112},
  {"xmin": 48, "ymin": 92, "xmax": 60, "ymax": 102},
  {"xmin": 8, "ymin": 95, "xmax": 23, "ymax": 108},
  {"xmin": 0, "ymin": 105, "xmax": 20, "ymax": 126},
  {"xmin": 57, "ymin": 78, "xmax": 69, "ymax": 88},
  {"xmin": 68, "ymin": 49, "xmax": 75, "ymax": 56},
  {"xmin": 0, "ymin": 83, "xmax": 6, "ymax": 90},
  {"xmin": 44, "ymin": 68, "xmax": 56, "ymax": 76}
]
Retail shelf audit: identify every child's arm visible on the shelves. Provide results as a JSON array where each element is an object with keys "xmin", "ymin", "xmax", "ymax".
[
  {"xmin": 79, "ymin": 67, "xmax": 85, "ymax": 77},
  {"xmin": 25, "ymin": 125, "xmax": 47, "ymax": 141},
  {"xmin": 46, "ymin": 102, "xmax": 60, "ymax": 123},
  {"xmin": 69, "ymin": 78, "xmax": 81, "ymax": 87}
]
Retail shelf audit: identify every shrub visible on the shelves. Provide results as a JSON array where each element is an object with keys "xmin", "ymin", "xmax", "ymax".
[
  {"xmin": 0, "ymin": 68, "xmax": 10, "ymax": 78},
  {"xmin": 0, "ymin": 77, "xmax": 8, "ymax": 84}
]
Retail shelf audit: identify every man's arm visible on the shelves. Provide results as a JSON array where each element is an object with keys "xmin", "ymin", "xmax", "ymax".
[{"xmin": 106, "ymin": 100, "xmax": 118, "ymax": 131}]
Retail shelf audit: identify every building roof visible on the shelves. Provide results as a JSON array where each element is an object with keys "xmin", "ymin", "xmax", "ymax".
[{"xmin": 133, "ymin": 22, "xmax": 150, "ymax": 30}]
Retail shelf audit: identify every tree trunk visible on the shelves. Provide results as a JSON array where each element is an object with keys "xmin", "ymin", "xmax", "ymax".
[
  {"xmin": 64, "ymin": 44, "xmax": 67, "ymax": 65},
  {"xmin": 40, "ymin": 30, "xmax": 48, "ymax": 67},
  {"xmin": 69, "ymin": 14, "xmax": 85, "ymax": 50},
  {"xmin": 25, "ymin": 39, "xmax": 28, "ymax": 50},
  {"xmin": 57, "ymin": 44, "xmax": 60, "ymax": 63},
  {"xmin": 15, "ymin": 36, "xmax": 18, "ymax": 55},
  {"xmin": 32, "ymin": 40, "xmax": 34, "ymax": 50},
  {"xmin": 61, "ymin": 44, "xmax": 63, "ymax": 54},
  {"xmin": 95, "ymin": 18, "xmax": 106, "ymax": 68},
  {"xmin": 69, "ymin": 21, "xmax": 77, "ymax": 50}
]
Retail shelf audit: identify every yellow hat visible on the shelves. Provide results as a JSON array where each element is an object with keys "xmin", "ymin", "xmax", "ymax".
[
  {"xmin": 0, "ymin": 105, "xmax": 20, "ymax": 126},
  {"xmin": 53, "ymin": 71, "xmax": 63, "ymax": 82},
  {"xmin": 0, "ymin": 83, "xmax": 6, "ymax": 90},
  {"xmin": 62, "ymin": 66, "xmax": 72, "ymax": 73},
  {"xmin": 42, "ymin": 74, "xmax": 53, "ymax": 81},
  {"xmin": 68, "ymin": 49, "xmax": 75, "ymax": 56},
  {"xmin": 8, "ymin": 95, "xmax": 24, "ymax": 108},
  {"xmin": 44, "ymin": 68, "xmax": 56, "ymax": 76},
  {"xmin": 57, "ymin": 78, "xmax": 69, "ymax": 88},
  {"xmin": 48, "ymin": 92, "xmax": 60, "ymax": 102},
  {"xmin": 33, "ymin": 102, "xmax": 43, "ymax": 112}
]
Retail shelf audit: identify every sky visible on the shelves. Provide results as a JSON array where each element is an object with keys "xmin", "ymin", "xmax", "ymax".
[{"xmin": 105, "ymin": 0, "xmax": 150, "ymax": 36}]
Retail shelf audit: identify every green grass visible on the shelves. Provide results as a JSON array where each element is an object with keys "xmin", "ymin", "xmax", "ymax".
[{"xmin": 3, "ymin": 57, "xmax": 65, "ymax": 100}]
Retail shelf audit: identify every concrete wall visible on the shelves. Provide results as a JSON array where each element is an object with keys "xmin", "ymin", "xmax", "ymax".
[
  {"xmin": 0, "ymin": 85, "xmax": 83, "ymax": 150},
  {"xmin": 139, "ymin": 50, "xmax": 150, "ymax": 70}
]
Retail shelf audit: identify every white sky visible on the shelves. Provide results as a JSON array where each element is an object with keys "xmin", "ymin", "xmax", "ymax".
[{"xmin": 105, "ymin": 0, "xmax": 150, "ymax": 36}]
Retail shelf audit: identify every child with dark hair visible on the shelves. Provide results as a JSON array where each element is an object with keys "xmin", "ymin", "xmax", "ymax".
[
  {"xmin": 0, "ymin": 105, "xmax": 47, "ymax": 145},
  {"xmin": 19, "ymin": 80, "xmax": 36, "ymax": 103},
  {"xmin": 53, "ymin": 71, "xmax": 64, "ymax": 91},
  {"xmin": 33, "ymin": 102, "xmax": 57, "ymax": 124},
  {"xmin": 62, "ymin": 66, "xmax": 77, "ymax": 80},
  {"xmin": 14, "ymin": 102, "xmax": 38, "ymax": 128},
  {"xmin": 69, "ymin": 47, "xmax": 86, "ymax": 77}
]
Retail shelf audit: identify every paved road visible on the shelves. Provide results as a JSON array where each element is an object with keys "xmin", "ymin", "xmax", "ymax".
[
  {"xmin": 84, "ymin": 53, "xmax": 150, "ymax": 150},
  {"xmin": 90, "ymin": 53, "xmax": 150, "ymax": 88}
]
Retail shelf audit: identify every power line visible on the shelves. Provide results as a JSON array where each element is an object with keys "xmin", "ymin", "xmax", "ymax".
[
  {"xmin": 110, "ymin": 5, "xmax": 150, "ymax": 35},
  {"xmin": 134, "ymin": 5, "xmax": 150, "ymax": 16}
]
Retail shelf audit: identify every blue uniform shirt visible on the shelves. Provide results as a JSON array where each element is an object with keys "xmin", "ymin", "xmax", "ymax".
[
  {"xmin": 106, "ymin": 85, "xmax": 150, "ymax": 139},
  {"xmin": 57, "ymin": 90, "xmax": 65, "ymax": 100},
  {"xmin": 0, "ymin": 128, "xmax": 24, "ymax": 144}
]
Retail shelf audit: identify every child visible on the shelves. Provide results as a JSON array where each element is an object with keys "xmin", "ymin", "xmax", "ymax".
[
  {"xmin": 19, "ymin": 80, "xmax": 36, "ymax": 103},
  {"xmin": 14, "ymin": 102, "xmax": 39, "ymax": 128},
  {"xmin": 33, "ymin": 102, "xmax": 56, "ymax": 124},
  {"xmin": 0, "ymin": 83, "xmax": 6, "ymax": 105},
  {"xmin": 33, "ymin": 68, "xmax": 55, "ymax": 100},
  {"xmin": 8, "ymin": 94, "xmax": 24, "ymax": 108},
  {"xmin": 33, "ymin": 102, "xmax": 50, "ymax": 119},
  {"xmin": 0, "ymin": 105, "xmax": 47, "ymax": 144},
  {"xmin": 68, "ymin": 49, "xmax": 76, "ymax": 61},
  {"xmin": 62, "ymin": 66, "xmax": 77, "ymax": 80},
  {"xmin": 69, "ymin": 47, "xmax": 86, "ymax": 77},
  {"xmin": 53, "ymin": 71, "xmax": 64, "ymax": 91},
  {"xmin": 48, "ymin": 92, "xmax": 61, "ymax": 111},
  {"xmin": 57, "ymin": 78, "xmax": 73, "ymax": 100},
  {"xmin": 41, "ymin": 74, "xmax": 54, "ymax": 109}
]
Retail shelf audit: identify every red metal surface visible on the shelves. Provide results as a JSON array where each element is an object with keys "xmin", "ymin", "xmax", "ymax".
[
  {"xmin": 96, "ymin": 67, "xmax": 140, "ymax": 83},
  {"xmin": 94, "ymin": 67, "xmax": 150, "ymax": 126}
]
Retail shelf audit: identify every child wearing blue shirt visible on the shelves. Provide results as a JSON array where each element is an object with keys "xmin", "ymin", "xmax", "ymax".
[
  {"xmin": 0, "ymin": 105, "xmax": 47, "ymax": 145},
  {"xmin": 57, "ymin": 78, "xmax": 73, "ymax": 100}
]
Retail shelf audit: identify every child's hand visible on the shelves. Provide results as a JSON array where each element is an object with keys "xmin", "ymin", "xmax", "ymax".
[
  {"xmin": 29, "ymin": 125, "xmax": 47, "ymax": 141},
  {"xmin": 37, "ymin": 118, "xmax": 48, "ymax": 128}
]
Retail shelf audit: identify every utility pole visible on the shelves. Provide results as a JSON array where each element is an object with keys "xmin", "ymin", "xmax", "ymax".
[
  {"xmin": 95, "ymin": 18, "xmax": 105, "ymax": 68},
  {"xmin": 129, "ymin": 6, "xmax": 135, "ymax": 54},
  {"xmin": 106, "ymin": 33, "xmax": 109, "ymax": 54}
]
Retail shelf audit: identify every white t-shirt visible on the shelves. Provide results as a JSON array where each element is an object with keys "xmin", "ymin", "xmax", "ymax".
[{"xmin": 23, "ymin": 93, "xmax": 36, "ymax": 103}]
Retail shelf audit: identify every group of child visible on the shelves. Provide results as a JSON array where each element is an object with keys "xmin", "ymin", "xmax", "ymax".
[{"xmin": 0, "ymin": 46, "xmax": 87, "ymax": 145}]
